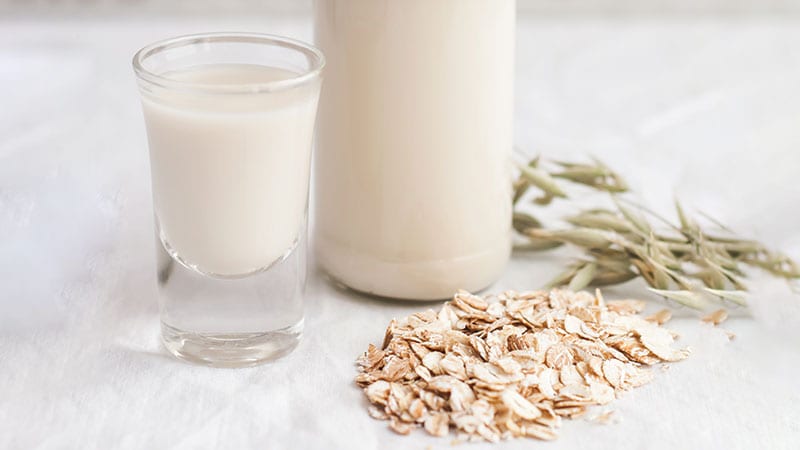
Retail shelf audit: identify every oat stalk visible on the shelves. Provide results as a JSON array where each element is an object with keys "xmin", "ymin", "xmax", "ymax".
[{"xmin": 513, "ymin": 157, "xmax": 800, "ymax": 309}]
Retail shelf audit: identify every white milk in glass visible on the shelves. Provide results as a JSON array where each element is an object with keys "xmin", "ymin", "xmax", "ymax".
[
  {"xmin": 141, "ymin": 64, "xmax": 320, "ymax": 277},
  {"xmin": 314, "ymin": 0, "xmax": 516, "ymax": 300}
]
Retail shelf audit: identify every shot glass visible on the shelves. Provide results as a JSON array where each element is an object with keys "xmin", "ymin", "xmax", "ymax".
[{"xmin": 132, "ymin": 33, "xmax": 324, "ymax": 367}]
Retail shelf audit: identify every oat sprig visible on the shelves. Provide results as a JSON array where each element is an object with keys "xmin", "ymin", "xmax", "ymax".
[{"xmin": 513, "ymin": 157, "xmax": 800, "ymax": 309}]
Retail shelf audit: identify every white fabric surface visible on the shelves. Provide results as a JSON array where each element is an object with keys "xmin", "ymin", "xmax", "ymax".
[{"xmin": 1, "ymin": 14, "xmax": 800, "ymax": 450}]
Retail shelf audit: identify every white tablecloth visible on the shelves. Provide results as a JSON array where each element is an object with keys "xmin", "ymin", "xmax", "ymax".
[{"xmin": 1, "ymin": 14, "xmax": 799, "ymax": 450}]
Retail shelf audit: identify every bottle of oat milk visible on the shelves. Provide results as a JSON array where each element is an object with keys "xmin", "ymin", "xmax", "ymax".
[{"xmin": 313, "ymin": 0, "xmax": 516, "ymax": 300}]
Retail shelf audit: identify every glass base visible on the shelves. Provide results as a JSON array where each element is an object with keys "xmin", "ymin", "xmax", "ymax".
[
  {"xmin": 315, "ymin": 236, "xmax": 510, "ymax": 300},
  {"xmin": 155, "ymin": 223, "xmax": 306, "ymax": 368},
  {"xmin": 161, "ymin": 320, "xmax": 303, "ymax": 368}
]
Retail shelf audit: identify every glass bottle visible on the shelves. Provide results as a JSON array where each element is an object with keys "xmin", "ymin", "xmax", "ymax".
[{"xmin": 314, "ymin": 0, "xmax": 516, "ymax": 300}]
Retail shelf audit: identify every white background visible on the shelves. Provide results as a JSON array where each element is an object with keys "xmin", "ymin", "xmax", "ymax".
[
  {"xmin": 4, "ymin": 0, "xmax": 800, "ymax": 15},
  {"xmin": 1, "ymin": 2, "xmax": 799, "ymax": 449}
]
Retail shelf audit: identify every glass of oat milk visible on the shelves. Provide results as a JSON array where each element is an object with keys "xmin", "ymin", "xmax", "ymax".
[
  {"xmin": 314, "ymin": 0, "xmax": 516, "ymax": 300},
  {"xmin": 133, "ymin": 33, "xmax": 324, "ymax": 367}
]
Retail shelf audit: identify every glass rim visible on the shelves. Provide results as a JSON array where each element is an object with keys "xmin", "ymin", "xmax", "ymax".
[{"xmin": 132, "ymin": 32, "xmax": 325, "ymax": 94}]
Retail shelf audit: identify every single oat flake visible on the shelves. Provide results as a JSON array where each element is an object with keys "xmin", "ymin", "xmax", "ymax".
[
  {"xmin": 702, "ymin": 309, "xmax": 729, "ymax": 326},
  {"xmin": 355, "ymin": 289, "xmax": 690, "ymax": 442}
]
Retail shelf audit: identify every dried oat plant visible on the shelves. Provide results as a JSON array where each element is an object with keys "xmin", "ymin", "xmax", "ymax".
[
  {"xmin": 513, "ymin": 156, "xmax": 800, "ymax": 309},
  {"xmin": 356, "ymin": 290, "xmax": 688, "ymax": 442}
]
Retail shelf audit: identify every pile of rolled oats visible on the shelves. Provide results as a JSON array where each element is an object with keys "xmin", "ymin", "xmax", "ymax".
[{"xmin": 355, "ymin": 289, "xmax": 690, "ymax": 442}]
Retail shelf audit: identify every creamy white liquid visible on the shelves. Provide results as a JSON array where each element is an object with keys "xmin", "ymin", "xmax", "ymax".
[
  {"xmin": 140, "ymin": 64, "xmax": 320, "ymax": 276},
  {"xmin": 314, "ymin": 0, "xmax": 516, "ymax": 299}
]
